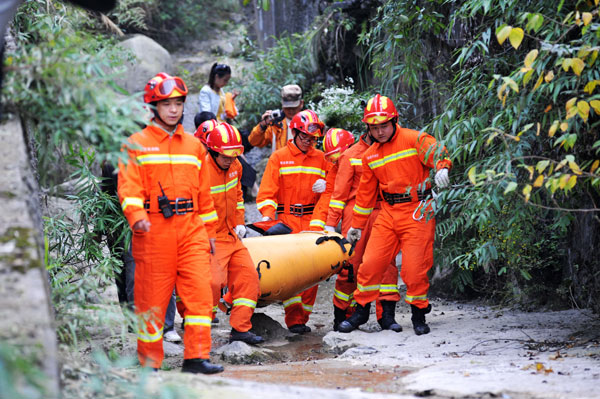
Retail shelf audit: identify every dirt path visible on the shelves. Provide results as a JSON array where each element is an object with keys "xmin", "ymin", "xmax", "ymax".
[{"xmin": 65, "ymin": 249, "xmax": 600, "ymax": 399}]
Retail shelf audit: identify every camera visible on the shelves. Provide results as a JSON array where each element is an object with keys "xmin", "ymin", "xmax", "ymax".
[{"xmin": 270, "ymin": 109, "xmax": 285, "ymax": 124}]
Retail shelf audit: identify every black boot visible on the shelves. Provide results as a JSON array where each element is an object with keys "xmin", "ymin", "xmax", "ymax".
[
  {"xmin": 181, "ymin": 358, "xmax": 224, "ymax": 374},
  {"xmin": 230, "ymin": 328, "xmax": 265, "ymax": 344},
  {"xmin": 288, "ymin": 324, "xmax": 311, "ymax": 334},
  {"xmin": 338, "ymin": 302, "xmax": 371, "ymax": 333},
  {"xmin": 411, "ymin": 304, "xmax": 432, "ymax": 335},
  {"xmin": 333, "ymin": 306, "xmax": 346, "ymax": 332},
  {"xmin": 378, "ymin": 301, "xmax": 402, "ymax": 332}
]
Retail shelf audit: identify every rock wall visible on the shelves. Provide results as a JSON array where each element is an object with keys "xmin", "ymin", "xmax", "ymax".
[
  {"xmin": 0, "ymin": 116, "xmax": 59, "ymax": 396},
  {"xmin": 247, "ymin": 0, "xmax": 322, "ymax": 50}
]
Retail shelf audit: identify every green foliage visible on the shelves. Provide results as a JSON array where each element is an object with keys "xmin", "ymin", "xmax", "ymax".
[
  {"xmin": 45, "ymin": 148, "xmax": 136, "ymax": 345},
  {"xmin": 357, "ymin": 0, "xmax": 447, "ymax": 97},
  {"xmin": 107, "ymin": 0, "xmax": 154, "ymax": 33},
  {"xmin": 426, "ymin": 0, "xmax": 599, "ymax": 305},
  {"xmin": 4, "ymin": 1, "xmax": 147, "ymax": 186},
  {"xmin": 307, "ymin": 80, "xmax": 365, "ymax": 135},
  {"xmin": 238, "ymin": 33, "xmax": 318, "ymax": 128},
  {"xmin": 0, "ymin": 344, "xmax": 48, "ymax": 399}
]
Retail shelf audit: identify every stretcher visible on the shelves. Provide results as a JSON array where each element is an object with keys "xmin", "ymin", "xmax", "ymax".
[{"xmin": 242, "ymin": 231, "xmax": 352, "ymax": 307}]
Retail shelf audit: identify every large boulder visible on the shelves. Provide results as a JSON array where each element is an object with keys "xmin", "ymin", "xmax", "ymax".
[{"xmin": 116, "ymin": 34, "xmax": 173, "ymax": 94}]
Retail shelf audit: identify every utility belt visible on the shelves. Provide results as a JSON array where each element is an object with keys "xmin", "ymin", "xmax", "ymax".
[
  {"xmin": 381, "ymin": 189, "xmax": 431, "ymax": 205},
  {"xmin": 276, "ymin": 203, "xmax": 315, "ymax": 217},
  {"xmin": 144, "ymin": 198, "xmax": 194, "ymax": 215}
]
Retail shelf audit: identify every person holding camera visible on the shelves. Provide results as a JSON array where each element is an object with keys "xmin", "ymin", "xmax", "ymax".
[
  {"xmin": 248, "ymin": 84, "xmax": 304, "ymax": 152},
  {"xmin": 118, "ymin": 72, "xmax": 223, "ymax": 374}
]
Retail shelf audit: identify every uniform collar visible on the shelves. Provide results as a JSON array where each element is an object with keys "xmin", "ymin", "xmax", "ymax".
[
  {"xmin": 287, "ymin": 139, "xmax": 316, "ymax": 156},
  {"xmin": 146, "ymin": 123, "xmax": 184, "ymax": 142}
]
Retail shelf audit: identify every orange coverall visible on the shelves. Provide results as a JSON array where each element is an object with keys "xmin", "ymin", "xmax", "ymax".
[
  {"xmin": 256, "ymin": 139, "xmax": 329, "ymax": 327},
  {"xmin": 205, "ymin": 155, "xmax": 260, "ymax": 333},
  {"xmin": 248, "ymin": 121, "xmax": 288, "ymax": 150},
  {"xmin": 351, "ymin": 125, "xmax": 452, "ymax": 310},
  {"xmin": 118, "ymin": 124, "xmax": 218, "ymax": 368},
  {"xmin": 308, "ymin": 162, "xmax": 338, "ymax": 231},
  {"xmin": 326, "ymin": 136, "xmax": 399, "ymax": 319}
]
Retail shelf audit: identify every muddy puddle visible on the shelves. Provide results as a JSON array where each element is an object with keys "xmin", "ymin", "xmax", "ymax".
[{"xmin": 221, "ymin": 359, "xmax": 411, "ymax": 393}]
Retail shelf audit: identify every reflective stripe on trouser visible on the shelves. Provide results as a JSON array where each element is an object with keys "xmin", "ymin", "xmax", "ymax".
[
  {"xmin": 283, "ymin": 285, "xmax": 319, "ymax": 327},
  {"xmin": 353, "ymin": 202, "xmax": 434, "ymax": 309},
  {"xmin": 133, "ymin": 213, "xmax": 213, "ymax": 368},
  {"xmin": 215, "ymin": 237, "xmax": 259, "ymax": 332},
  {"xmin": 333, "ymin": 207, "xmax": 399, "ymax": 310},
  {"xmin": 279, "ymin": 213, "xmax": 319, "ymax": 327}
]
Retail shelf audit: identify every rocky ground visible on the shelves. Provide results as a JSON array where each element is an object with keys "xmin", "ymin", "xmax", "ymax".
[{"xmin": 62, "ymin": 249, "xmax": 600, "ymax": 399}]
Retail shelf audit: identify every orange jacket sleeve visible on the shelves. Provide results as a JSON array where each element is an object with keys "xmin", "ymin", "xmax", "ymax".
[
  {"xmin": 248, "ymin": 123, "xmax": 270, "ymax": 148},
  {"xmin": 117, "ymin": 141, "xmax": 149, "ymax": 229},
  {"xmin": 235, "ymin": 161, "xmax": 245, "ymax": 225},
  {"xmin": 256, "ymin": 152, "xmax": 280, "ymax": 219},
  {"xmin": 326, "ymin": 154, "xmax": 353, "ymax": 227},
  {"xmin": 409, "ymin": 129, "xmax": 453, "ymax": 171},
  {"xmin": 197, "ymin": 146, "xmax": 219, "ymax": 238},
  {"xmin": 351, "ymin": 158, "xmax": 379, "ymax": 230}
]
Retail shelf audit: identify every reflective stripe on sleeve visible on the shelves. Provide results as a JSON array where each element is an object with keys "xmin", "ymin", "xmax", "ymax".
[
  {"xmin": 257, "ymin": 199, "xmax": 277, "ymax": 210},
  {"xmin": 349, "ymin": 158, "xmax": 362, "ymax": 166},
  {"xmin": 309, "ymin": 219, "xmax": 325, "ymax": 229},
  {"xmin": 329, "ymin": 199, "xmax": 346, "ymax": 209},
  {"xmin": 200, "ymin": 210, "xmax": 218, "ymax": 223},
  {"xmin": 353, "ymin": 204, "xmax": 373, "ymax": 216},
  {"xmin": 237, "ymin": 201, "xmax": 245, "ymax": 210},
  {"xmin": 121, "ymin": 197, "xmax": 144, "ymax": 211}
]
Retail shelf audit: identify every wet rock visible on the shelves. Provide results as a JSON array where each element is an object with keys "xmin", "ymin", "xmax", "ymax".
[
  {"xmin": 339, "ymin": 346, "xmax": 378, "ymax": 358},
  {"xmin": 250, "ymin": 312, "xmax": 288, "ymax": 340},
  {"xmin": 215, "ymin": 341, "xmax": 274, "ymax": 364},
  {"xmin": 322, "ymin": 332, "xmax": 359, "ymax": 355}
]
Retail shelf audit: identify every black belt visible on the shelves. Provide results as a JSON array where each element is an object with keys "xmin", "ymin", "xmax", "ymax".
[
  {"xmin": 276, "ymin": 203, "xmax": 315, "ymax": 217},
  {"xmin": 144, "ymin": 198, "xmax": 194, "ymax": 215},
  {"xmin": 381, "ymin": 189, "xmax": 431, "ymax": 205}
]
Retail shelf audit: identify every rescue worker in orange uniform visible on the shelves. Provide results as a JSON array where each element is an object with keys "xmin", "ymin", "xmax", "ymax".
[
  {"xmin": 339, "ymin": 94, "xmax": 452, "ymax": 335},
  {"xmin": 323, "ymin": 129, "xmax": 402, "ymax": 333},
  {"xmin": 118, "ymin": 73, "xmax": 223, "ymax": 374},
  {"xmin": 248, "ymin": 84, "xmax": 304, "ymax": 152},
  {"xmin": 256, "ymin": 109, "xmax": 329, "ymax": 334},
  {"xmin": 308, "ymin": 128, "xmax": 355, "ymax": 231},
  {"xmin": 194, "ymin": 118, "xmax": 219, "ymax": 146},
  {"xmin": 204, "ymin": 123, "xmax": 264, "ymax": 345}
]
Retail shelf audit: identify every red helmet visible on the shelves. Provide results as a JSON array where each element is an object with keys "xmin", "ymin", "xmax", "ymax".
[
  {"xmin": 194, "ymin": 119, "xmax": 219, "ymax": 144},
  {"xmin": 143, "ymin": 72, "xmax": 188, "ymax": 104},
  {"xmin": 289, "ymin": 110, "xmax": 325, "ymax": 137},
  {"xmin": 207, "ymin": 122, "xmax": 244, "ymax": 157},
  {"xmin": 362, "ymin": 94, "xmax": 398, "ymax": 125},
  {"xmin": 323, "ymin": 128, "xmax": 354, "ymax": 162}
]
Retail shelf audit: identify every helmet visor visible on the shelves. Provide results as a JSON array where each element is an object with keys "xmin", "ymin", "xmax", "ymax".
[
  {"xmin": 221, "ymin": 145, "xmax": 244, "ymax": 157},
  {"xmin": 157, "ymin": 77, "xmax": 188, "ymax": 97},
  {"xmin": 306, "ymin": 122, "xmax": 323, "ymax": 135}
]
